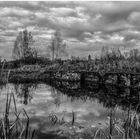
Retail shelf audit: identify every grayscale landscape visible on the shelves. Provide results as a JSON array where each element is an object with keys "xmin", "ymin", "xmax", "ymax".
[{"xmin": 0, "ymin": 1, "xmax": 140, "ymax": 139}]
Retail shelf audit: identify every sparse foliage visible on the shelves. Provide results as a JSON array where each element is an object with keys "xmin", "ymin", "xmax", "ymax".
[
  {"xmin": 48, "ymin": 31, "xmax": 68, "ymax": 61},
  {"xmin": 12, "ymin": 29, "xmax": 36, "ymax": 60}
]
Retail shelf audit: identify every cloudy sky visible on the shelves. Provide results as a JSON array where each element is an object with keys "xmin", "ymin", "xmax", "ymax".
[{"xmin": 1, "ymin": 1, "xmax": 140, "ymax": 60}]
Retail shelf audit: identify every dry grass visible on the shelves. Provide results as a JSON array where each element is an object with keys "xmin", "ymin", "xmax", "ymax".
[
  {"xmin": 92, "ymin": 106, "xmax": 140, "ymax": 139},
  {"xmin": 0, "ymin": 92, "xmax": 35, "ymax": 139}
]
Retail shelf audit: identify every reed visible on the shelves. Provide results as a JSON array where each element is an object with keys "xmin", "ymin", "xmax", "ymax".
[
  {"xmin": 92, "ymin": 105, "xmax": 140, "ymax": 139},
  {"xmin": 0, "ymin": 92, "xmax": 35, "ymax": 139},
  {"xmin": 122, "ymin": 105, "xmax": 140, "ymax": 139}
]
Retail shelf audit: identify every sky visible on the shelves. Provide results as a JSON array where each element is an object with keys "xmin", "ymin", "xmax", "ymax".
[{"xmin": 1, "ymin": 1, "xmax": 140, "ymax": 60}]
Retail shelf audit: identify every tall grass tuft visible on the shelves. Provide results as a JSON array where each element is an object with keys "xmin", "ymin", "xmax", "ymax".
[
  {"xmin": 92, "ymin": 105, "xmax": 140, "ymax": 139},
  {"xmin": 0, "ymin": 92, "xmax": 35, "ymax": 139}
]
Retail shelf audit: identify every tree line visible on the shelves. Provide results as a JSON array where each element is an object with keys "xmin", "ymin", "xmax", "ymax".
[{"xmin": 12, "ymin": 29, "xmax": 68, "ymax": 62}]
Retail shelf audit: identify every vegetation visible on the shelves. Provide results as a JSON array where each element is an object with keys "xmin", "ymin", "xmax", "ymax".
[
  {"xmin": 4, "ymin": 29, "xmax": 140, "ymax": 75},
  {"xmin": 12, "ymin": 29, "xmax": 37, "ymax": 61},
  {"xmin": 46, "ymin": 82, "xmax": 140, "ymax": 139},
  {"xmin": 45, "ymin": 47, "xmax": 140, "ymax": 73},
  {"xmin": 1, "ymin": 28, "xmax": 140, "ymax": 138},
  {"xmin": 0, "ymin": 92, "xmax": 35, "ymax": 139},
  {"xmin": 93, "ymin": 47, "xmax": 140, "ymax": 73},
  {"xmin": 48, "ymin": 30, "xmax": 68, "ymax": 61},
  {"xmin": 36, "ymin": 106, "xmax": 140, "ymax": 139}
]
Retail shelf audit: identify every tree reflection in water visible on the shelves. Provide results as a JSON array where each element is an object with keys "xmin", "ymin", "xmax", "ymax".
[
  {"xmin": 14, "ymin": 83, "xmax": 37, "ymax": 105},
  {"xmin": 46, "ymin": 80, "xmax": 140, "ymax": 113},
  {"xmin": 11, "ymin": 80, "xmax": 140, "ymax": 113},
  {"xmin": 7, "ymin": 81, "xmax": 140, "ymax": 138},
  {"xmin": 50, "ymin": 86, "xmax": 61, "ymax": 107}
]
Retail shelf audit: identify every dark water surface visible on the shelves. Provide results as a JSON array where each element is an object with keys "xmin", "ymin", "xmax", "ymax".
[{"xmin": 0, "ymin": 82, "xmax": 139, "ymax": 138}]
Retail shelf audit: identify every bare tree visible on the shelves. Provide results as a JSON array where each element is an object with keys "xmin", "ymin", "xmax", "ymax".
[
  {"xmin": 48, "ymin": 30, "xmax": 68, "ymax": 61},
  {"xmin": 12, "ymin": 29, "xmax": 35, "ymax": 60}
]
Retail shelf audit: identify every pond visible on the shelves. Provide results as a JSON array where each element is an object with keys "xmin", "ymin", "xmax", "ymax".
[{"xmin": 0, "ymin": 82, "xmax": 139, "ymax": 138}]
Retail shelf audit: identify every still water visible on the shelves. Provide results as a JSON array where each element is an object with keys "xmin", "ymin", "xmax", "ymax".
[{"xmin": 0, "ymin": 82, "xmax": 139, "ymax": 138}]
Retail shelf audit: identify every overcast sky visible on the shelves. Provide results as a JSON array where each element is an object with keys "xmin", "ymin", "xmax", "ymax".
[{"xmin": 1, "ymin": 1, "xmax": 140, "ymax": 60}]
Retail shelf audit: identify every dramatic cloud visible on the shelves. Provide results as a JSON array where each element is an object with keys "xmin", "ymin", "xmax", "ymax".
[{"xmin": 1, "ymin": 1, "xmax": 140, "ymax": 59}]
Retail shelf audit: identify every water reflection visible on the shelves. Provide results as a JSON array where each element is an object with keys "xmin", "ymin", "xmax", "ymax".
[
  {"xmin": 13, "ymin": 83, "xmax": 37, "ymax": 105},
  {"xmin": 1, "ymin": 81, "xmax": 140, "ymax": 138},
  {"xmin": 10, "ymin": 80, "xmax": 140, "ymax": 113},
  {"xmin": 50, "ymin": 86, "xmax": 61, "ymax": 107},
  {"xmin": 47, "ymin": 80, "xmax": 140, "ymax": 113}
]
